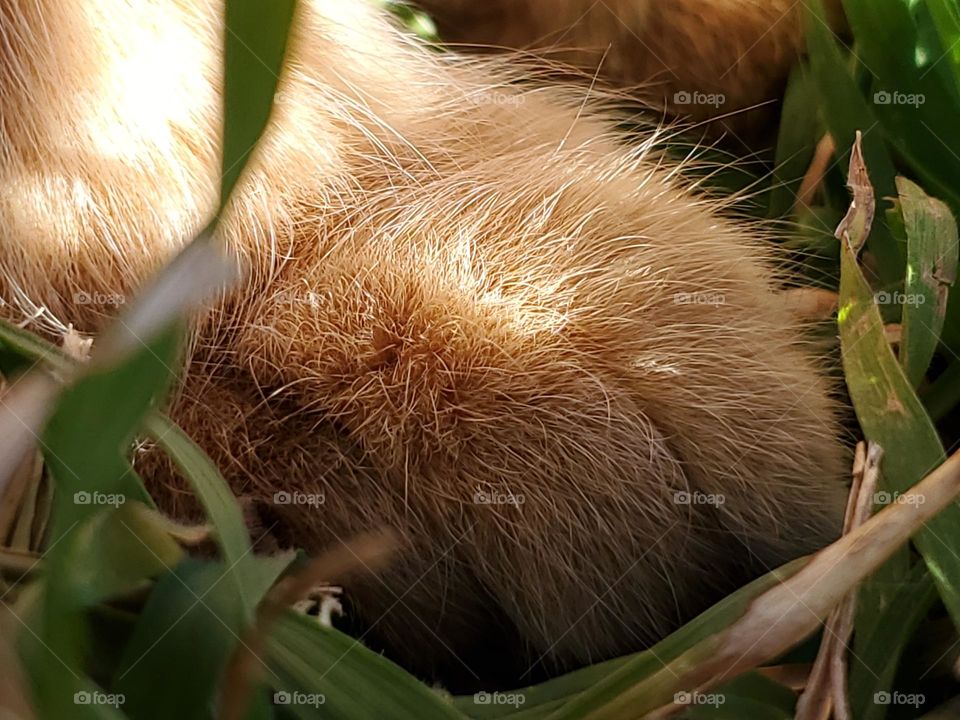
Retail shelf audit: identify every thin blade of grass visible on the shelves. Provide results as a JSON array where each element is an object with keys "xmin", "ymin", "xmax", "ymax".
[
  {"xmin": 768, "ymin": 65, "xmax": 821, "ymax": 219},
  {"xmin": 895, "ymin": 176, "xmax": 959, "ymax": 387},
  {"xmin": 112, "ymin": 555, "xmax": 291, "ymax": 719},
  {"xmin": 848, "ymin": 562, "xmax": 937, "ymax": 720},
  {"xmin": 221, "ymin": 0, "xmax": 298, "ymax": 206},
  {"xmin": 836, "ymin": 139, "xmax": 960, "ymax": 638},
  {"xmin": 266, "ymin": 610, "xmax": 465, "ymax": 720}
]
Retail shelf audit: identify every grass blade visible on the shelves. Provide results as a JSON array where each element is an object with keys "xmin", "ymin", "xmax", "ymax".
[{"xmin": 895, "ymin": 176, "xmax": 959, "ymax": 387}]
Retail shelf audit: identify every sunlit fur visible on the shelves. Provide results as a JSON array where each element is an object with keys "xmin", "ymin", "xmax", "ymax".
[{"xmin": 0, "ymin": 0, "xmax": 847, "ymax": 686}]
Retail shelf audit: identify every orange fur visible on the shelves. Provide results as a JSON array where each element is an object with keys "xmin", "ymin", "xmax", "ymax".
[
  {"xmin": 418, "ymin": 0, "xmax": 845, "ymax": 133},
  {"xmin": 0, "ymin": 0, "xmax": 846, "ymax": 687}
]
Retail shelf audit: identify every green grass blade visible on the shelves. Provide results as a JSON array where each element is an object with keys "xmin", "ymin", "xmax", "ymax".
[
  {"xmin": 806, "ymin": 0, "xmax": 904, "ymax": 281},
  {"xmin": 679, "ymin": 674, "xmax": 795, "ymax": 719},
  {"xmin": 142, "ymin": 413, "xmax": 262, "ymax": 616},
  {"xmin": 17, "ymin": 503, "xmax": 186, "ymax": 719},
  {"xmin": 23, "ymin": 325, "xmax": 182, "ymax": 717},
  {"xmin": 840, "ymin": 0, "xmax": 960, "ymax": 209},
  {"xmin": 927, "ymin": 0, "xmax": 960, "ymax": 99},
  {"xmin": 267, "ymin": 610, "xmax": 465, "ymax": 720},
  {"xmin": 41, "ymin": 331, "xmax": 177, "ymax": 525},
  {"xmin": 221, "ymin": 0, "xmax": 298, "ymax": 207},
  {"xmin": 848, "ymin": 563, "xmax": 938, "ymax": 720},
  {"xmin": 896, "ymin": 176, "xmax": 959, "ymax": 387},
  {"xmin": 768, "ymin": 65, "xmax": 820, "ymax": 219},
  {"xmin": 113, "ymin": 556, "xmax": 291, "ymax": 719},
  {"xmin": 0, "ymin": 320, "xmax": 73, "ymax": 376},
  {"xmin": 529, "ymin": 560, "xmax": 806, "ymax": 719},
  {"xmin": 837, "ymin": 162, "xmax": 960, "ymax": 636}
]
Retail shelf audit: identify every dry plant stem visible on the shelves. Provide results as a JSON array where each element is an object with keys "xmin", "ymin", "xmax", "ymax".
[
  {"xmin": 796, "ymin": 134, "xmax": 837, "ymax": 213},
  {"xmin": 0, "ymin": 547, "xmax": 40, "ymax": 575},
  {"xmin": 836, "ymin": 132, "xmax": 875, "ymax": 255},
  {"xmin": 218, "ymin": 530, "xmax": 397, "ymax": 720},
  {"xmin": 796, "ymin": 442, "xmax": 883, "ymax": 720}
]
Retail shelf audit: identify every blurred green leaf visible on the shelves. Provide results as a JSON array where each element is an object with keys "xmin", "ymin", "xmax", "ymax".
[
  {"xmin": 62, "ymin": 502, "xmax": 184, "ymax": 606},
  {"xmin": 42, "ymin": 331, "xmax": 175, "ymax": 525},
  {"xmin": 679, "ymin": 674, "xmax": 795, "ymax": 719},
  {"xmin": 15, "ymin": 502, "xmax": 182, "ymax": 717},
  {"xmin": 222, "ymin": 0, "xmax": 298, "ymax": 206},
  {"xmin": 267, "ymin": 610, "xmax": 464, "ymax": 720},
  {"xmin": 114, "ymin": 555, "xmax": 291, "ymax": 720},
  {"xmin": 842, "ymin": 0, "xmax": 960, "ymax": 205},
  {"xmin": 142, "ymin": 414, "xmax": 261, "ymax": 617},
  {"xmin": 25, "ymin": 325, "xmax": 182, "ymax": 718},
  {"xmin": 927, "ymin": 0, "xmax": 960, "ymax": 98}
]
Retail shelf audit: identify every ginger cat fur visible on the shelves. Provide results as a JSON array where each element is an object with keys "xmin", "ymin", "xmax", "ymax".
[{"xmin": 0, "ymin": 0, "xmax": 846, "ymax": 688}]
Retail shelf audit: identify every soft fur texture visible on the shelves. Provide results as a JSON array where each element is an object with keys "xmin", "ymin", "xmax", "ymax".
[
  {"xmin": 0, "ymin": 0, "xmax": 847, "ymax": 689},
  {"xmin": 418, "ymin": 0, "xmax": 846, "ymax": 134}
]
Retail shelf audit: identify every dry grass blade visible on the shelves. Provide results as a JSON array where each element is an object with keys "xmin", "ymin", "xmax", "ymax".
[
  {"xmin": 835, "ymin": 130, "xmax": 875, "ymax": 254},
  {"xmin": 796, "ymin": 442, "xmax": 883, "ymax": 720},
  {"xmin": 0, "ymin": 607, "xmax": 35, "ymax": 719},
  {"xmin": 0, "ymin": 448, "xmax": 42, "ymax": 548},
  {"xmin": 0, "ymin": 547, "xmax": 41, "ymax": 584},
  {"xmin": 218, "ymin": 529, "xmax": 398, "ymax": 720},
  {"xmin": 0, "ymin": 373, "xmax": 58, "ymax": 497},
  {"xmin": 795, "ymin": 133, "xmax": 837, "ymax": 211}
]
